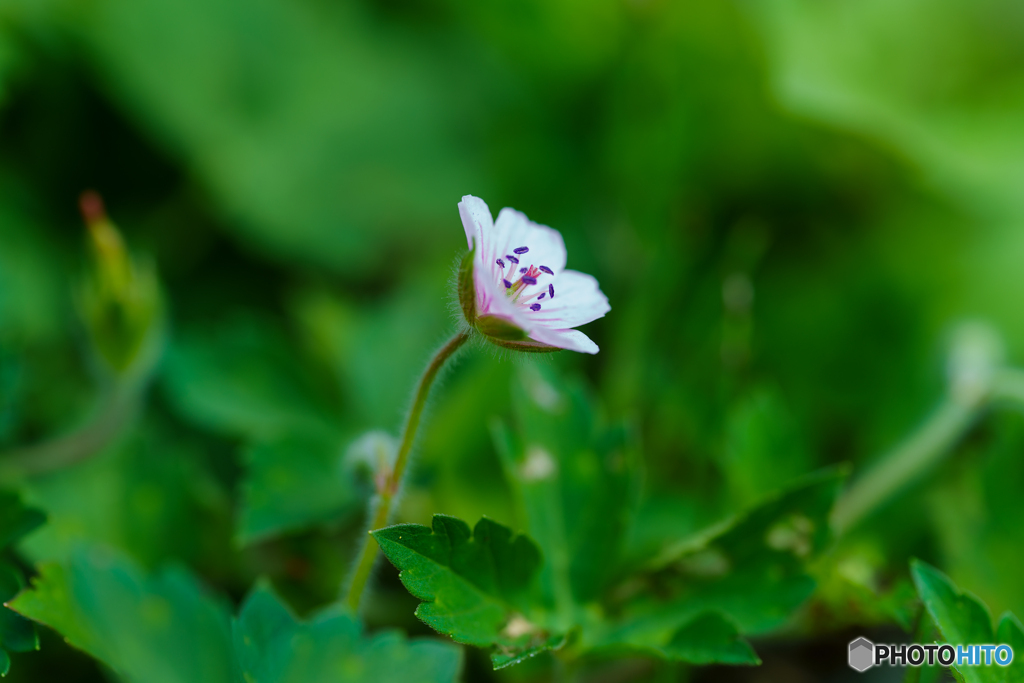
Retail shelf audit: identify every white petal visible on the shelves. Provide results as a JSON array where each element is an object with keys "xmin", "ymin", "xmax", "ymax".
[
  {"xmin": 458, "ymin": 195, "xmax": 494, "ymax": 251},
  {"xmin": 528, "ymin": 327, "xmax": 600, "ymax": 354},
  {"xmin": 474, "ymin": 263, "xmax": 533, "ymax": 328},
  {"xmin": 527, "ymin": 270, "xmax": 610, "ymax": 329},
  {"xmin": 491, "ymin": 208, "xmax": 567, "ymax": 277}
]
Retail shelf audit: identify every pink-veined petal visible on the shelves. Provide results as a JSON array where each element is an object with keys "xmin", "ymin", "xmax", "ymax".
[
  {"xmin": 528, "ymin": 327, "xmax": 600, "ymax": 354},
  {"xmin": 473, "ymin": 261, "xmax": 533, "ymax": 328},
  {"xmin": 526, "ymin": 270, "xmax": 610, "ymax": 329},
  {"xmin": 491, "ymin": 208, "xmax": 567, "ymax": 277},
  {"xmin": 459, "ymin": 195, "xmax": 494, "ymax": 251}
]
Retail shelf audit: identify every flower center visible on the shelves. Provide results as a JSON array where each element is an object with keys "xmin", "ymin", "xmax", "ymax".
[{"xmin": 495, "ymin": 246, "xmax": 554, "ymax": 312}]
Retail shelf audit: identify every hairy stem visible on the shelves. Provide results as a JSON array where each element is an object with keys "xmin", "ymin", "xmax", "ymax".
[{"xmin": 345, "ymin": 330, "xmax": 471, "ymax": 612}]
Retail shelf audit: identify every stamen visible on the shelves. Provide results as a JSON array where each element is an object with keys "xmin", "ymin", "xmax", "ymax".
[
  {"xmin": 496, "ymin": 258, "xmax": 505, "ymax": 268},
  {"xmin": 506, "ymin": 255, "xmax": 520, "ymax": 264},
  {"xmin": 537, "ymin": 293, "xmax": 546, "ymax": 300},
  {"xmin": 519, "ymin": 267, "xmax": 528, "ymax": 274},
  {"xmin": 530, "ymin": 303, "xmax": 541, "ymax": 311},
  {"xmin": 503, "ymin": 279, "xmax": 512, "ymax": 289},
  {"xmin": 521, "ymin": 276, "xmax": 537, "ymax": 286},
  {"xmin": 548, "ymin": 284, "xmax": 554, "ymax": 298},
  {"xmin": 539, "ymin": 266, "xmax": 553, "ymax": 275},
  {"xmin": 514, "ymin": 246, "xmax": 529, "ymax": 254}
]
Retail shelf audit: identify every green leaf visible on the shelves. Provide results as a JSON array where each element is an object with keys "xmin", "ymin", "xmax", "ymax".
[
  {"xmin": 372, "ymin": 515, "xmax": 563, "ymax": 666},
  {"xmin": 234, "ymin": 583, "xmax": 462, "ymax": 683},
  {"xmin": 0, "ymin": 191, "xmax": 65, "ymax": 344},
  {"xmin": 601, "ymin": 469, "xmax": 845, "ymax": 651},
  {"xmin": 722, "ymin": 386, "xmax": 811, "ymax": 507},
  {"xmin": 18, "ymin": 422, "xmax": 234, "ymax": 573},
  {"xmin": 238, "ymin": 434, "xmax": 363, "ymax": 545},
  {"xmin": 50, "ymin": 0, "xmax": 474, "ymax": 272},
  {"xmin": 0, "ymin": 490, "xmax": 44, "ymax": 672},
  {"xmin": 660, "ymin": 613, "xmax": 760, "ymax": 666},
  {"xmin": 162, "ymin": 314, "xmax": 338, "ymax": 440},
  {"xmin": 0, "ymin": 490, "xmax": 45, "ymax": 550},
  {"xmin": 911, "ymin": 559, "xmax": 1024, "ymax": 683},
  {"xmin": 0, "ymin": 564, "xmax": 37, "ymax": 655},
  {"xmin": 493, "ymin": 365, "xmax": 639, "ymax": 617},
  {"xmin": 997, "ymin": 613, "xmax": 1024, "ymax": 683},
  {"xmin": 10, "ymin": 548, "xmax": 237, "ymax": 683}
]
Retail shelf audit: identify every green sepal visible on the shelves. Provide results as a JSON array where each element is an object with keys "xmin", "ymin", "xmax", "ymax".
[
  {"xmin": 476, "ymin": 315, "xmax": 528, "ymax": 342},
  {"xmin": 457, "ymin": 249, "xmax": 477, "ymax": 327},
  {"xmin": 485, "ymin": 338, "xmax": 562, "ymax": 354}
]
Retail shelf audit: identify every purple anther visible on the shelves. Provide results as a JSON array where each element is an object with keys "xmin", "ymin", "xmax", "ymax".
[
  {"xmin": 503, "ymin": 279, "xmax": 512, "ymax": 289},
  {"xmin": 521, "ymin": 276, "xmax": 538, "ymax": 286},
  {"xmin": 519, "ymin": 267, "xmax": 528, "ymax": 274},
  {"xmin": 496, "ymin": 258, "xmax": 505, "ymax": 268},
  {"xmin": 513, "ymin": 246, "xmax": 529, "ymax": 255},
  {"xmin": 539, "ymin": 266, "xmax": 553, "ymax": 275},
  {"xmin": 548, "ymin": 284, "xmax": 554, "ymax": 298},
  {"xmin": 537, "ymin": 293, "xmax": 546, "ymax": 300},
  {"xmin": 506, "ymin": 255, "xmax": 520, "ymax": 264},
  {"xmin": 530, "ymin": 303, "xmax": 541, "ymax": 311}
]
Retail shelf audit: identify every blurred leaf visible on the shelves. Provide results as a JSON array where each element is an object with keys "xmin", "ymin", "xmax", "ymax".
[
  {"xmin": 492, "ymin": 364, "xmax": 639, "ymax": 617},
  {"xmin": 239, "ymin": 434, "xmax": 363, "ymax": 545},
  {"xmin": 722, "ymin": 385, "xmax": 810, "ymax": 506},
  {"xmin": 290, "ymin": 272, "xmax": 449, "ymax": 430},
  {"xmin": 10, "ymin": 547, "xmax": 237, "ymax": 683},
  {"xmin": 911, "ymin": 559, "xmax": 1024, "ymax": 683},
  {"xmin": 44, "ymin": 0, "xmax": 475, "ymax": 270},
  {"xmin": 749, "ymin": 0, "xmax": 1024, "ymax": 218},
  {"xmin": 234, "ymin": 583, "xmax": 462, "ymax": 683},
  {"xmin": 659, "ymin": 613, "xmax": 760, "ymax": 666},
  {"xmin": 18, "ymin": 422, "xmax": 232, "ymax": 575},
  {"xmin": 997, "ymin": 614, "xmax": 1024, "ymax": 683},
  {"xmin": 599, "ymin": 469, "xmax": 845, "ymax": 650},
  {"xmin": 0, "ymin": 490, "xmax": 45, "ymax": 550},
  {"xmin": 748, "ymin": 0, "xmax": 1024, "ymax": 351},
  {"xmin": 0, "ymin": 190, "xmax": 65, "ymax": 344},
  {"xmin": 928, "ymin": 415, "xmax": 1024, "ymax": 619},
  {"xmin": 372, "ymin": 515, "xmax": 564, "ymax": 668},
  {"xmin": 162, "ymin": 314, "xmax": 338, "ymax": 440}
]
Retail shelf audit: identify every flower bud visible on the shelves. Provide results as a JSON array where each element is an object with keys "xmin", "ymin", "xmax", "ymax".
[{"xmin": 76, "ymin": 192, "xmax": 164, "ymax": 380}]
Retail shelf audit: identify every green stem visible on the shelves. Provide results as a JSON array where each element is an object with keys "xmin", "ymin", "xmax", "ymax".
[
  {"xmin": 345, "ymin": 330, "xmax": 470, "ymax": 612},
  {"xmin": 831, "ymin": 395, "xmax": 979, "ymax": 535}
]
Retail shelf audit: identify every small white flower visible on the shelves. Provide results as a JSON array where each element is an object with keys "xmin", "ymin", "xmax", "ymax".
[{"xmin": 457, "ymin": 195, "xmax": 610, "ymax": 354}]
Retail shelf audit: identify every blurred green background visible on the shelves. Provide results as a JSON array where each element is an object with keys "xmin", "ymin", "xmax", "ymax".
[{"xmin": 2, "ymin": 0, "xmax": 1024, "ymax": 680}]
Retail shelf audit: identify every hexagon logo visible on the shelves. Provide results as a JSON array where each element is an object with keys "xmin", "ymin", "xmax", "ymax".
[{"xmin": 848, "ymin": 637, "xmax": 874, "ymax": 672}]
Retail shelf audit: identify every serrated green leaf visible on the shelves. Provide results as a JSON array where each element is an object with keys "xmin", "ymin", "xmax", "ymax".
[
  {"xmin": 372, "ymin": 515, "xmax": 563, "ymax": 665},
  {"xmin": 600, "ymin": 469, "xmax": 844, "ymax": 651},
  {"xmin": 234, "ymin": 583, "xmax": 462, "ymax": 683},
  {"xmin": 493, "ymin": 365, "xmax": 639, "ymax": 619},
  {"xmin": 10, "ymin": 548, "xmax": 236, "ymax": 683},
  {"xmin": 0, "ymin": 564, "xmax": 37, "ymax": 655},
  {"xmin": 911, "ymin": 559, "xmax": 1024, "ymax": 683},
  {"xmin": 0, "ymin": 490, "xmax": 44, "ymax": 672},
  {"xmin": 238, "ymin": 434, "xmax": 363, "ymax": 545}
]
